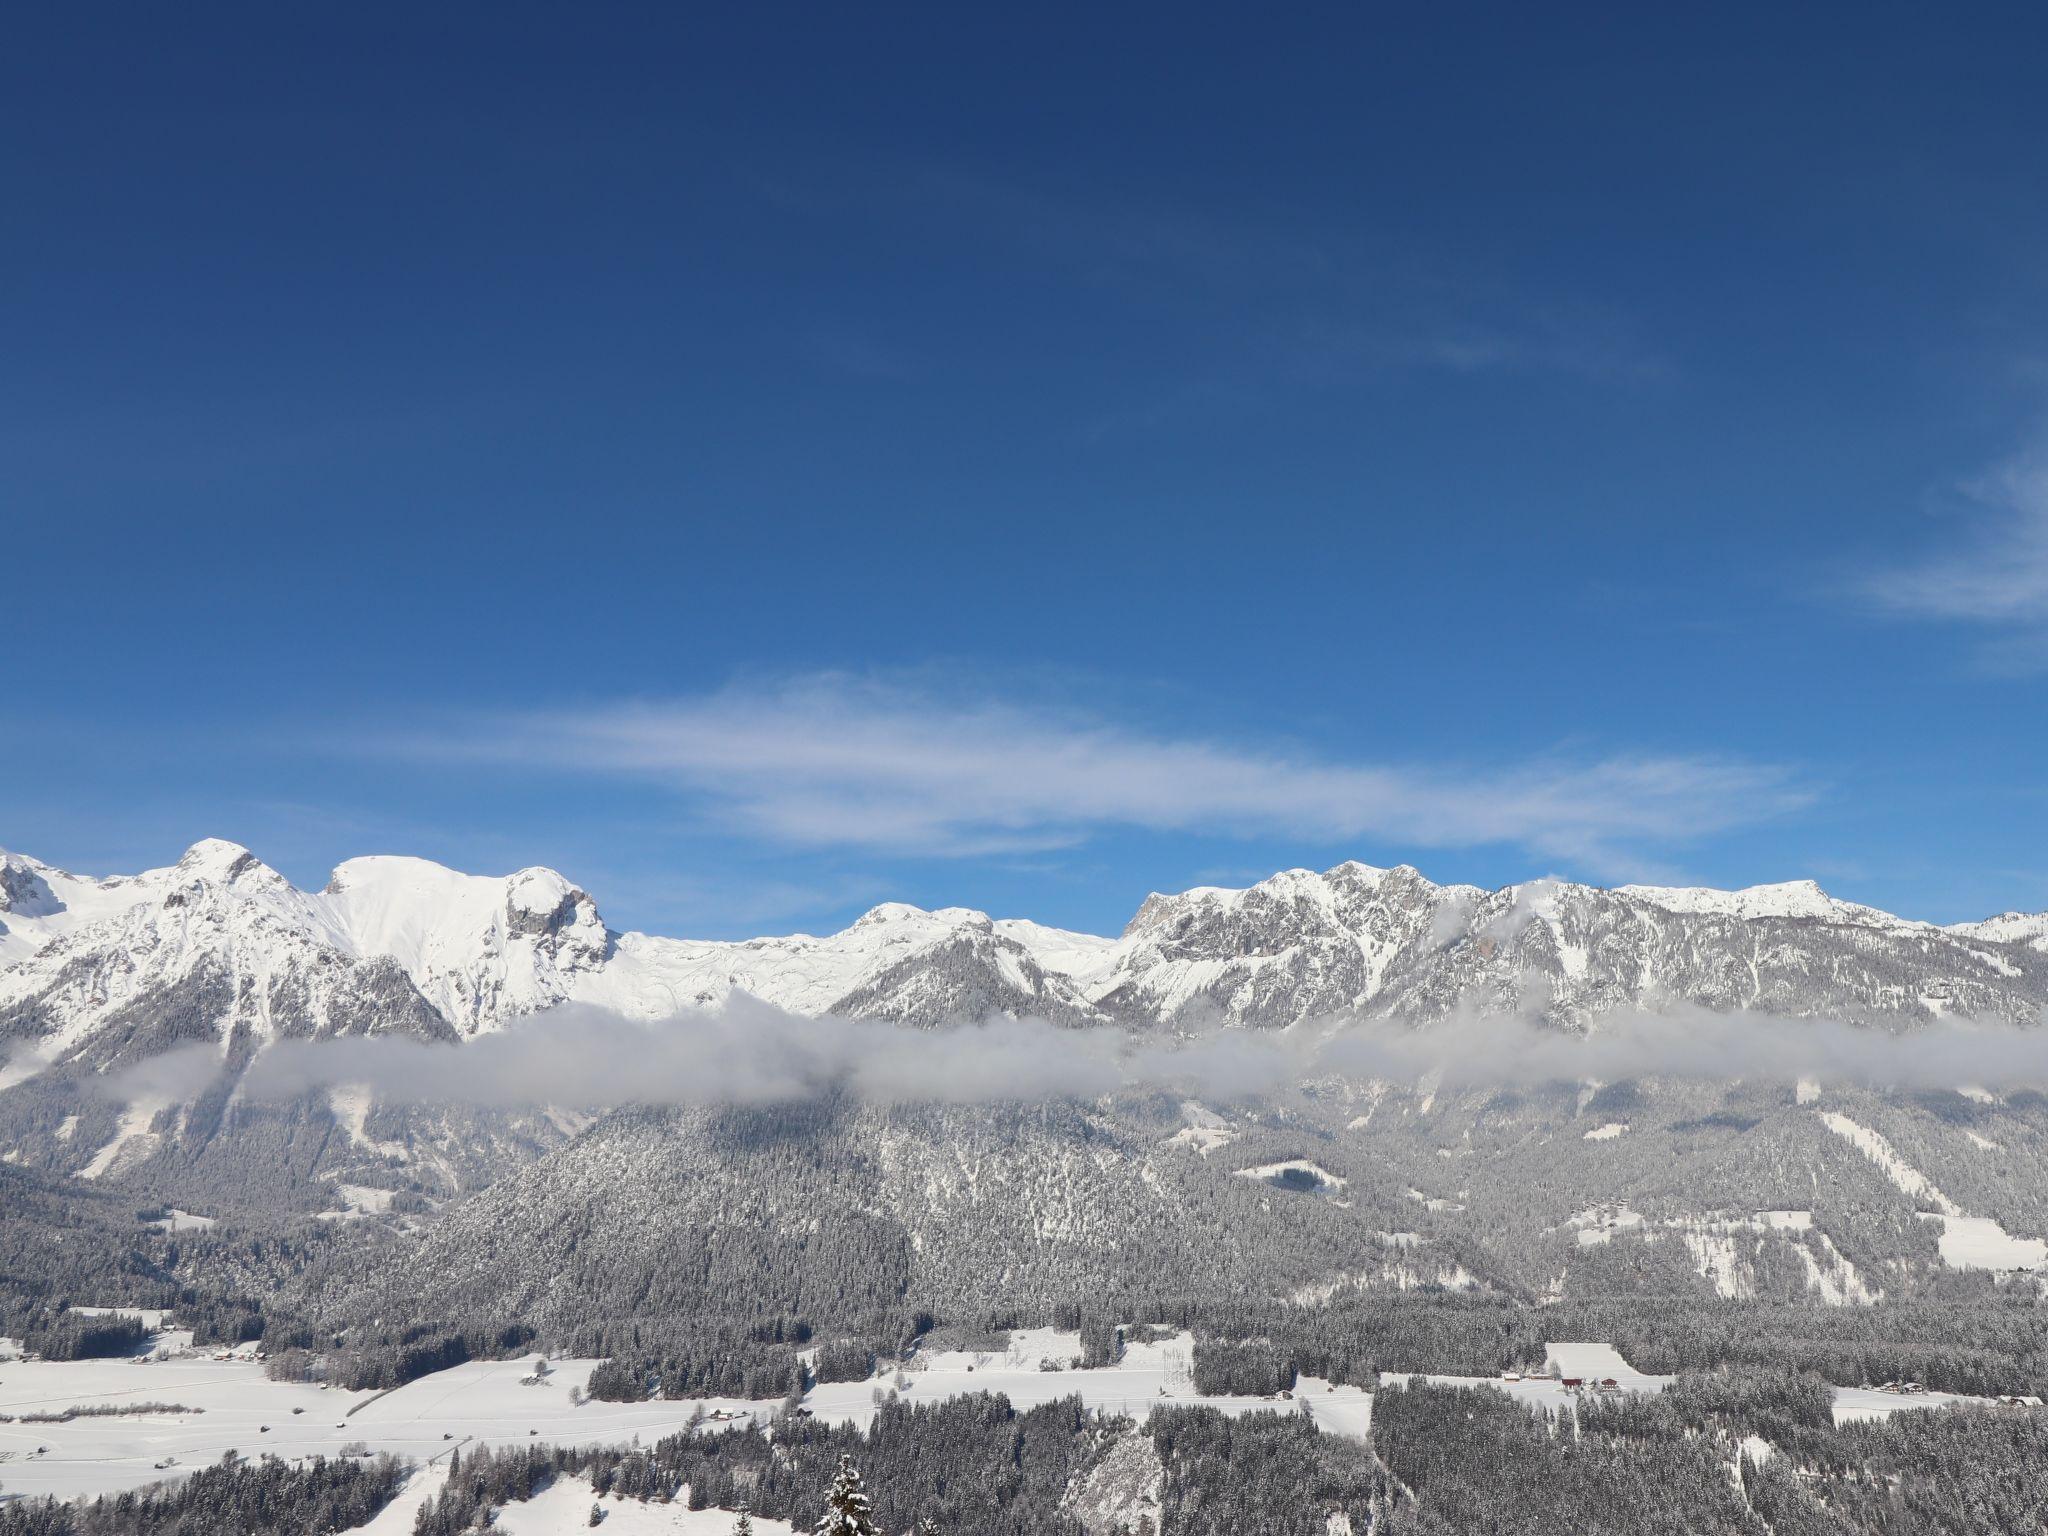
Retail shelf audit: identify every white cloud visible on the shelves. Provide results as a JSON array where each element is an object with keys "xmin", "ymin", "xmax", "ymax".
[
  {"xmin": 389, "ymin": 676, "xmax": 1808, "ymax": 876},
  {"xmin": 219, "ymin": 999, "xmax": 2048, "ymax": 1113},
  {"xmin": 1864, "ymin": 448, "xmax": 2048, "ymax": 645}
]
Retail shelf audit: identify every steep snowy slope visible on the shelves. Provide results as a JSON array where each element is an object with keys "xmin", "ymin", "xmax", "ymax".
[{"xmin": 320, "ymin": 856, "xmax": 609, "ymax": 1033}]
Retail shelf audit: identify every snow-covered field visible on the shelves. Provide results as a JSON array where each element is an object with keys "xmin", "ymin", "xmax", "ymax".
[
  {"xmin": 1378, "ymin": 1342, "xmax": 1674, "ymax": 1411},
  {"xmin": 0, "ymin": 1352, "xmax": 767, "ymax": 1501},
  {"xmin": 0, "ymin": 1328, "xmax": 1371, "ymax": 1504},
  {"xmin": 1828, "ymin": 1386, "xmax": 2022, "ymax": 1425},
  {"xmin": 492, "ymin": 1477, "xmax": 797, "ymax": 1536},
  {"xmin": 1919, "ymin": 1213, "xmax": 2048, "ymax": 1270}
]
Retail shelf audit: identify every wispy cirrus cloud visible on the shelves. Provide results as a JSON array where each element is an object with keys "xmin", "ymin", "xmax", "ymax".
[
  {"xmin": 377, "ymin": 676, "xmax": 1810, "ymax": 879},
  {"xmin": 1861, "ymin": 445, "xmax": 2048, "ymax": 669}
]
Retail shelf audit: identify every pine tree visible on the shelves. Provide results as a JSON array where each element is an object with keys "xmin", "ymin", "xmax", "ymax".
[
  {"xmin": 733, "ymin": 1503, "xmax": 754, "ymax": 1536},
  {"xmin": 816, "ymin": 1453, "xmax": 879, "ymax": 1536}
]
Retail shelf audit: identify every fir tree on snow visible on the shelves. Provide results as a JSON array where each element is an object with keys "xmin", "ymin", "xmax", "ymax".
[
  {"xmin": 732, "ymin": 1504, "xmax": 754, "ymax": 1536},
  {"xmin": 816, "ymin": 1453, "xmax": 879, "ymax": 1536}
]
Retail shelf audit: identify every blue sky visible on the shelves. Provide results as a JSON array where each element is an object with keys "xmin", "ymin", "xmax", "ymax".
[{"xmin": 8, "ymin": 4, "xmax": 2048, "ymax": 936}]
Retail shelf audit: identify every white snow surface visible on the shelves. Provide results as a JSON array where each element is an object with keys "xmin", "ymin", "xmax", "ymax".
[
  {"xmin": 491, "ymin": 1477, "xmax": 798, "ymax": 1536},
  {"xmin": 1920, "ymin": 1214, "xmax": 2048, "ymax": 1271},
  {"xmin": 0, "ymin": 849, "xmax": 182, "ymax": 970},
  {"xmin": 0, "ymin": 1352, "xmax": 766, "ymax": 1501},
  {"xmin": 1829, "ymin": 1385, "xmax": 2020, "ymax": 1424}
]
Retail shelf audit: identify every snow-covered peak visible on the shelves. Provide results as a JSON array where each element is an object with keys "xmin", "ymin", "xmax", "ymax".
[
  {"xmin": 0, "ymin": 850, "xmax": 62, "ymax": 918},
  {"xmin": 320, "ymin": 855, "xmax": 608, "ymax": 1033},
  {"xmin": 1948, "ymin": 911, "xmax": 2048, "ymax": 952},
  {"xmin": 505, "ymin": 866, "xmax": 577, "ymax": 919},
  {"xmin": 1614, "ymin": 878, "xmax": 1921, "ymax": 928},
  {"xmin": 851, "ymin": 901, "xmax": 991, "ymax": 931},
  {"xmin": 173, "ymin": 837, "xmax": 283, "ymax": 888}
]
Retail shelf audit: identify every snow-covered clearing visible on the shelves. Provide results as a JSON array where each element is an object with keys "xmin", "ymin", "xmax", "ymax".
[
  {"xmin": 1545, "ymin": 1344, "xmax": 1664, "ymax": 1390},
  {"xmin": 1231, "ymin": 1160, "xmax": 1347, "ymax": 1191},
  {"xmin": 1380, "ymin": 1343, "xmax": 1672, "ymax": 1411},
  {"xmin": 1581, "ymin": 1122, "xmax": 1628, "ymax": 1140},
  {"xmin": 490, "ymin": 1477, "xmax": 798, "ymax": 1536},
  {"xmin": 1919, "ymin": 1214, "xmax": 2047, "ymax": 1271},
  {"xmin": 1401, "ymin": 1187, "xmax": 1464, "ymax": 1213},
  {"xmin": 1566, "ymin": 1204, "xmax": 1645, "ymax": 1246},
  {"xmin": 317, "ymin": 1183, "xmax": 396, "ymax": 1221},
  {"xmin": 1163, "ymin": 1125, "xmax": 1235, "ymax": 1155},
  {"xmin": 146, "ymin": 1209, "xmax": 216, "ymax": 1232},
  {"xmin": 1828, "ymin": 1386, "xmax": 2031, "ymax": 1425}
]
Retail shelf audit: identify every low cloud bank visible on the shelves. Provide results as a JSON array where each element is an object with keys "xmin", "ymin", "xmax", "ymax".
[{"xmin": 180, "ymin": 1000, "xmax": 2048, "ymax": 1112}]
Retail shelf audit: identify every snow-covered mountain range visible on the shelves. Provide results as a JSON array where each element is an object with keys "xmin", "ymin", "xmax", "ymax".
[
  {"xmin": 12, "ymin": 838, "xmax": 2048, "ymax": 1325},
  {"xmin": 5, "ymin": 839, "xmax": 2048, "ymax": 1080}
]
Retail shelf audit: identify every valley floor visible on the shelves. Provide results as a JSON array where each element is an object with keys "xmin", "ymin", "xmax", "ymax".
[
  {"xmin": 0, "ymin": 1327, "xmax": 1371, "ymax": 1503},
  {"xmin": 5, "ymin": 1322, "xmax": 2017, "ymax": 1512}
]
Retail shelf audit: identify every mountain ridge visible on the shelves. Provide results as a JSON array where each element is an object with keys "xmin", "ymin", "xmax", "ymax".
[{"xmin": 6, "ymin": 839, "xmax": 2048, "ymax": 1080}]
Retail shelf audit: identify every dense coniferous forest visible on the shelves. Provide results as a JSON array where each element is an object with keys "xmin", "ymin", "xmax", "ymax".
[
  {"xmin": 407, "ymin": 1395, "xmax": 1406, "ymax": 1536},
  {"xmin": 0, "ymin": 1455, "xmax": 402, "ymax": 1536},
  {"xmin": 412, "ymin": 1396, "xmax": 1108, "ymax": 1536},
  {"xmin": 1185, "ymin": 1291, "xmax": 2048, "ymax": 1398}
]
